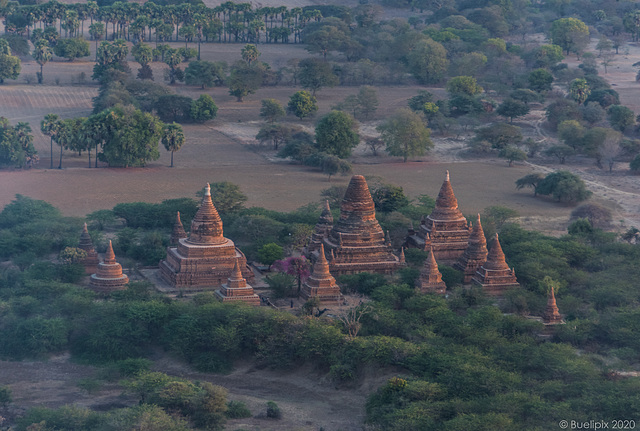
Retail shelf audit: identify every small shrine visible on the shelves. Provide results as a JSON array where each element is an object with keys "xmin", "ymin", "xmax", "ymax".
[
  {"xmin": 405, "ymin": 171, "xmax": 470, "ymax": 264},
  {"xmin": 160, "ymin": 183, "xmax": 254, "ymax": 291},
  {"xmin": 301, "ymin": 244, "xmax": 343, "ymax": 305},
  {"xmin": 472, "ymin": 233, "xmax": 519, "ymax": 295},
  {"xmin": 318, "ymin": 175, "xmax": 403, "ymax": 276},
  {"xmin": 543, "ymin": 286, "xmax": 565, "ymax": 325},
  {"xmin": 78, "ymin": 222, "xmax": 99, "ymax": 274},
  {"xmin": 170, "ymin": 211, "xmax": 188, "ymax": 245},
  {"xmin": 215, "ymin": 259, "xmax": 260, "ymax": 306},
  {"xmin": 308, "ymin": 200, "xmax": 333, "ymax": 255},
  {"xmin": 453, "ymin": 214, "xmax": 488, "ymax": 284},
  {"xmin": 416, "ymin": 247, "xmax": 446, "ymax": 294},
  {"xmin": 90, "ymin": 240, "xmax": 128, "ymax": 293}
]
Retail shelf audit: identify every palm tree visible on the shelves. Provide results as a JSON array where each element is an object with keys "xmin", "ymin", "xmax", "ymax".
[
  {"xmin": 15, "ymin": 122, "xmax": 35, "ymax": 168},
  {"xmin": 32, "ymin": 39, "xmax": 52, "ymax": 84},
  {"xmin": 41, "ymin": 113, "xmax": 60, "ymax": 169},
  {"xmin": 162, "ymin": 123, "xmax": 185, "ymax": 167}
]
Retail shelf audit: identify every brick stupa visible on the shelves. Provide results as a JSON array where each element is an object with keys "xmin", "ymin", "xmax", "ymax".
[
  {"xmin": 319, "ymin": 175, "xmax": 403, "ymax": 276},
  {"xmin": 301, "ymin": 244, "xmax": 343, "ymax": 304},
  {"xmin": 78, "ymin": 222, "xmax": 99, "ymax": 274},
  {"xmin": 405, "ymin": 171, "xmax": 470, "ymax": 264},
  {"xmin": 215, "ymin": 259, "xmax": 260, "ymax": 305},
  {"xmin": 308, "ymin": 200, "xmax": 333, "ymax": 255},
  {"xmin": 416, "ymin": 247, "xmax": 447, "ymax": 294},
  {"xmin": 160, "ymin": 183, "xmax": 254, "ymax": 291},
  {"xmin": 454, "ymin": 214, "xmax": 488, "ymax": 284},
  {"xmin": 170, "ymin": 211, "xmax": 188, "ymax": 245},
  {"xmin": 543, "ymin": 286, "xmax": 564, "ymax": 325},
  {"xmin": 90, "ymin": 240, "xmax": 129, "ymax": 292},
  {"xmin": 472, "ymin": 234, "xmax": 519, "ymax": 295}
]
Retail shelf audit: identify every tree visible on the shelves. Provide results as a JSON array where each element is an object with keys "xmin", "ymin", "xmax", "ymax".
[
  {"xmin": 598, "ymin": 130, "xmax": 623, "ymax": 172},
  {"xmin": 0, "ymin": 39, "xmax": 20, "ymax": 84},
  {"xmin": 607, "ymin": 105, "xmax": 635, "ymax": 132},
  {"xmin": 198, "ymin": 182, "xmax": 248, "ymax": 214},
  {"xmin": 260, "ymin": 99, "xmax": 285, "ymax": 123},
  {"xmin": 377, "ymin": 109, "xmax": 432, "ymax": 162},
  {"xmin": 164, "ymin": 48, "xmax": 183, "ymax": 85},
  {"xmin": 544, "ymin": 145, "xmax": 574, "ymax": 164},
  {"xmin": 356, "ymin": 86, "xmax": 379, "ymax": 119},
  {"xmin": 88, "ymin": 22, "xmax": 105, "ymax": 55},
  {"xmin": 53, "ymin": 38, "xmax": 90, "ymax": 61},
  {"xmin": 227, "ymin": 61, "xmax": 265, "ymax": 102},
  {"xmin": 184, "ymin": 60, "xmax": 225, "ymax": 89},
  {"xmin": 287, "ymin": 91, "xmax": 317, "ymax": 119},
  {"xmin": 499, "ymin": 146, "xmax": 527, "ymax": 166},
  {"xmin": 190, "ymin": 94, "xmax": 218, "ymax": 123},
  {"xmin": 528, "ymin": 69, "xmax": 553, "ymax": 93},
  {"xmin": 569, "ymin": 78, "xmax": 590, "ymax": 105},
  {"xmin": 321, "ymin": 154, "xmax": 352, "ymax": 181},
  {"xmin": 162, "ymin": 123, "xmax": 185, "ymax": 167},
  {"xmin": 256, "ymin": 124, "xmax": 293, "ymax": 150},
  {"xmin": 510, "ymin": 89, "xmax": 542, "ymax": 105},
  {"xmin": 314, "ymin": 111, "xmax": 359, "ymax": 159},
  {"xmin": 474, "ymin": 123, "xmax": 522, "ymax": 150},
  {"xmin": 550, "ymin": 18, "xmax": 590, "ymax": 55},
  {"xmin": 32, "ymin": 40, "xmax": 52, "ymax": 84},
  {"xmin": 298, "ymin": 58, "xmax": 338, "ymax": 96},
  {"xmin": 366, "ymin": 137, "xmax": 384, "ymax": 156},
  {"xmin": 131, "ymin": 42, "xmax": 153, "ymax": 80},
  {"xmin": 496, "ymin": 99, "xmax": 530, "ymax": 123},
  {"xmin": 446, "ymin": 76, "xmax": 482, "ymax": 96},
  {"xmin": 557, "ymin": 120, "xmax": 585, "ymax": 151},
  {"xmin": 155, "ymin": 95, "xmax": 193, "ymax": 123},
  {"xmin": 407, "ymin": 38, "xmax": 448, "ymax": 84},
  {"xmin": 241, "ymin": 44, "xmax": 260, "ymax": 64},
  {"xmin": 41, "ymin": 113, "xmax": 60, "ymax": 169},
  {"xmin": 515, "ymin": 173, "xmax": 544, "ymax": 196},
  {"xmin": 257, "ymin": 243, "xmax": 283, "ymax": 269},
  {"xmin": 537, "ymin": 171, "xmax": 592, "ymax": 203},
  {"xmin": 408, "ymin": 90, "xmax": 434, "ymax": 112}
]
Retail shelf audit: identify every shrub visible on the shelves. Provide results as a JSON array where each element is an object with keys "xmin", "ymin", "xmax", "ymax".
[
  {"xmin": 266, "ymin": 401, "xmax": 282, "ymax": 419},
  {"xmin": 226, "ymin": 400, "xmax": 252, "ymax": 418}
]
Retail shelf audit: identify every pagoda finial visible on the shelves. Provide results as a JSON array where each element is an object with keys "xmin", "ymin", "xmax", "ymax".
[
  {"xmin": 445, "ymin": 170, "xmax": 450, "ymax": 182},
  {"xmin": 83, "ymin": 222, "xmax": 89, "ymax": 233},
  {"xmin": 484, "ymin": 233, "xmax": 509, "ymax": 271},
  {"xmin": 230, "ymin": 258, "xmax": 243, "ymax": 280},
  {"xmin": 543, "ymin": 286, "xmax": 564, "ymax": 324},
  {"xmin": 399, "ymin": 247, "xmax": 405, "ymax": 263},
  {"xmin": 313, "ymin": 244, "xmax": 332, "ymax": 277},
  {"xmin": 105, "ymin": 240, "xmax": 116, "ymax": 264},
  {"xmin": 205, "ymin": 183, "xmax": 211, "ymax": 196},
  {"xmin": 426, "ymin": 246, "xmax": 438, "ymax": 270}
]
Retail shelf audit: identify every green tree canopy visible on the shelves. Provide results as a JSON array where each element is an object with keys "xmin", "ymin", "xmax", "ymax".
[
  {"xmin": 184, "ymin": 60, "xmax": 225, "ymax": 89},
  {"xmin": 287, "ymin": 91, "xmax": 318, "ymax": 119},
  {"xmin": 227, "ymin": 61, "xmax": 265, "ymax": 102},
  {"xmin": 260, "ymin": 99, "xmax": 285, "ymax": 123},
  {"xmin": 407, "ymin": 38, "xmax": 448, "ymax": 85},
  {"xmin": 190, "ymin": 94, "xmax": 218, "ymax": 123},
  {"xmin": 446, "ymin": 76, "xmax": 483, "ymax": 96},
  {"xmin": 314, "ymin": 110, "xmax": 359, "ymax": 159},
  {"xmin": 537, "ymin": 171, "xmax": 592, "ymax": 203},
  {"xmin": 298, "ymin": 58, "xmax": 338, "ymax": 96},
  {"xmin": 550, "ymin": 17, "xmax": 590, "ymax": 55},
  {"xmin": 162, "ymin": 123, "xmax": 185, "ymax": 167},
  {"xmin": 377, "ymin": 109, "xmax": 432, "ymax": 162}
]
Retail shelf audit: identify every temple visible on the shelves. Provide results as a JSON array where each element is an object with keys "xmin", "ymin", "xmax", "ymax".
[
  {"xmin": 301, "ymin": 244, "xmax": 343, "ymax": 305},
  {"xmin": 405, "ymin": 171, "xmax": 470, "ymax": 264},
  {"xmin": 159, "ymin": 183, "xmax": 254, "ymax": 291},
  {"xmin": 308, "ymin": 200, "xmax": 333, "ymax": 255},
  {"xmin": 472, "ymin": 234, "xmax": 519, "ymax": 295},
  {"xmin": 314, "ymin": 175, "xmax": 403, "ymax": 276},
  {"xmin": 453, "ymin": 214, "xmax": 488, "ymax": 284},
  {"xmin": 170, "ymin": 211, "xmax": 188, "ymax": 245},
  {"xmin": 543, "ymin": 286, "xmax": 564, "ymax": 325},
  {"xmin": 416, "ymin": 247, "xmax": 447, "ymax": 294},
  {"xmin": 78, "ymin": 222, "xmax": 99, "ymax": 274},
  {"xmin": 215, "ymin": 259, "xmax": 260, "ymax": 305},
  {"xmin": 89, "ymin": 240, "xmax": 129, "ymax": 292}
]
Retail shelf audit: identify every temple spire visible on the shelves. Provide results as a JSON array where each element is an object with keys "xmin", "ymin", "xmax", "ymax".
[
  {"xmin": 416, "ymin": 247, "xmax": 446, "ymax": 294},
  {"xmin": 301, "ymin": 243, "xmax": 342, "ymax": 304},
  {"xmin": 105, "ymin": 240, "xmax": 116, "ymax": 264},
  {"xmin": 90, "ymin": 240, "xmax": 128, "ymax": 292},
  {"xmin": 543, "ymin": 286, "xmax": 564, "ymax": 324},
  {"xmin": 484, "ymin": 234, "xmax": 509, "ymax": 271},
  {"xmin": 187, "ymin": 183, "xmax": 225, "ymax": 245},
  {"xmin": 171, "ymin": 211, "xmax": 188, "ymax": 245},
  {"xmin": 313, "ymin": 244, "xmax": 332, "ymax": 278}
]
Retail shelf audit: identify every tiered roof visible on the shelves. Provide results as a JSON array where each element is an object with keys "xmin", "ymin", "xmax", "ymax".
[
  {"xmin": 543, "ymin": 286, "xmax": 564, "ymax": 325},
  {"xmin": 429, "ymin": 171, "xmax": 466, "ymax": 222},
  {"xmin": 416, "ymin": 247, "xmax": 446, "ymax": 294},
  {"xmin": 90, "ymin": 240, "xmax": 128, "ymax": 292},
  {"xmin": 170, "ymin": 211, "xmax": 187, "ymax": 245},
  {"xmin": 78, "ymin": 222, "xmax": 99, "ymax": 273},
  {"xmin": 472, "ymin": 234, "xmax": 519, "ymax": 295},
  {"xmin": 301, "ymin": 244, "xmax": 343, "ymax": 304},
  {"xmin": 454, "ymin": 214, "xmax": 488, "ymax": 284},
  {"xmin": 187, "ymin": 183, "xmax": 225, "ymax": 245},
  {"xmin": 216, "ymin": 259, "xmax": 260, "ymax": 305}
]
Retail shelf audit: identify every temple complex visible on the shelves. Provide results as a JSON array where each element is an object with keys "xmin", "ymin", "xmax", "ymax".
[
  {"xmin": 453, "ymin": 214, "xmax": 488, "ymax": 284},
  {"xmin": 301, "ymin": 244, "xmax": 343, "ymax": 305},
  {"xmin": 78, "ymin": 223, "xmax": 99, "ymax": 274},
  {"xmin": 215, "ymin": 259, "xmax": 260, "ymax": 305},
  {"xmin": 159, "ymin": 183, "xmax": 254, "ymax": 291},
  {"xmin": 315, "ymin": 175, "xmax": 403, "ymax": 276},
  {"xmin": 416, "ymin": 247, "xmax": 447, "ymax": 294},
  {"xmin": 89, "ymin": 240, "xmax": 128, "ymax": 292},
  {"xmin": 472, "ymin": 234, "xmax": 519, "ymax": 295},
  {"xmin": 308, "ymin": 200, "xmax": 333, "ymax": 255},
  {"xmin": 405, "ymin": 171, "xmax": 470, "ymax": 264},
  {"xmin": 543, "ymin": 286, "xmax": 564, "ymax": 325},
  {"xmin": 170, "ymin": 211, "xmax": 188, "ymax": 245}
]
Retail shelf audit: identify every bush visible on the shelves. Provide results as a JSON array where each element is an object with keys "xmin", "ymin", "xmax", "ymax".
[
  {"xmin": 226, "ymin": 401, "xmax": 252, "ymax": 418},
  {"xmin": 266, "ymin": 401, "xmax": 282, "ymax": 419},
  {"xmin": 0, "ymin": 385, "xmax": 11, "ymax": 406}
]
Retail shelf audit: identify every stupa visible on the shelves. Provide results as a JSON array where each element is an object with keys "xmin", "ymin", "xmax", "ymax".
[
  {"xmin": 453, "ymin": 214, "xmax": 488, "ymax": 284},
  {"xmin": 472, "ymin": 234, "xmax": 519, "ymax": 295},
  {"xmin": 215, "ymin": 259, "xmax": 260, "ymax": 305},
  {"xmin": 90, "ymin": 240, "xmax": 129, "ymax": 292},
  {"xmin": 160, "ymin": 183, "xmax": 254, "ymax": 290},
  {"xmin": 78, "ymin": 222, "xmax": 99, "ymax": 274},
  {"xmin": 308, "ymin": 200, "xmax": 333, "ymax": 255},
  {"xmin": 301, "ymin": 244, "xmax": 343, "ymax": 304},
  {"xmin": 543, "ymin": 286, "xmax": 564, "ymax": 325},
  {"xmin": 405, "ymin": 171, "xmax": 470, "ymax": 264},
  {"xmin": 318, "ymin": 175, "xmax": 403, "ymax": 276},
  {"xmin": 170, "ymin": 211, "xmax": 188, "ymax": 245},
  {"xmin": 416, "ymin": 247, "xmax": 447, "ymax": 294}
]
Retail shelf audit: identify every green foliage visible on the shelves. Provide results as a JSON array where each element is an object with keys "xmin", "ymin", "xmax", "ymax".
[
  {"xmin": 53, "ymin": 38, "xmax": 90, "ymax": 61},
  {"xmin": 257, "ymin": 243, "xmax": 283, "ymax": 267},
  {"xmin": 377, "ymin": 109, "xmax": 432, "ymax": 162},
  {"xmin": 155, "ymin": 94, "xmax": 194, "ymax": 123},
  {"xmin": 473, "ymin": 123, "xmax": 522, "ymax": 150},
  {"xmin": 298, "ymin": 57, "xmax": 338, "ymax": 95},
  {"xmin": 184, "ymin": 60, "xmax": 225, "ymax": 89},
  {"xmin": 528, "ymin": 68, "xmax": 553, "ymax": 93},
  {"xmin": 0, "ymin": 195, "xmax": 60, "ymax": 229},
  {"xmin": 498, "ymin": 145, "xmax": 527, "ymax": 166},
  {"xmin": 550, "ymin": 17, "xmax": 590, "ymax": 55},
  {"xmin": 607, "ymin": 105, "xmax": 635, "ymax": 132},
  {"xmin": 260, "ymin": 99, "xmax": 285, "ymax": 123},
  {"xmin": 537, "ymin": 171, "xmax": 592, "ymax": 203},
  {"xmin": 226, "ymin": 400, "xmax": 252, "ymax": 419},
  {"xmin": 496, "ymin": 99, "xmax": 530, "ymax": 123},
  {"xmin": 446, "ymin": 76, "xmax": 482, "ymax": 96},
  {"xmin": 266, "ymin": 401, "xmax": 282, "ymax": 419},
  {"xmin": 407, "ymin": 38, "xmax": 448, "ymax": 84},
  {"xmin": 0, "ymin": 385, "xmax": 12, "ymax": 407},
  {"xmin": 314, "ymin": 110, "xmax": 359, "ymax": 159},
  {"xmin": 113, "ymin": 198, "xmax": 197, "ymax": 229},
  {"xmin": 287, "ymin": 90, "xmax": 318, "ymax": 119},
  {"xmin": 227, "ymin": 60, "xmax": 266, "ymax": 102},
  {"xmin": 569, "ymin": 78, "xmax": 591, "ymax": 105},
  {"xmin": 0, "ymin": 39, "xmax": 20, "ymax": 83},
  {"xmin": 266, "ymin": 272, "xmax": 296, "ymax": 298}
]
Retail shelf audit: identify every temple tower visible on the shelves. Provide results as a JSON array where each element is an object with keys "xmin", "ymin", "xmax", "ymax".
[
  {"xmin": 170, "ymin": 211, "xmax": 188, "ymax": 245},
  {"xmin": 416, "ymin": 247, "xmax": 447, "ymax": 294},
  {"xmin": 454, "ymin": 214, "xmax": 488, "ymax": 284},
  {"xmin": 90, "ymin": 240, "xmax": 129, "ymax": 293},
  {"xmin": 215, "ymin": 259, "xmax": 260, "ymax": 306},
  {"xmin": 301, "ymin": 244, "xmax": 343, "ymax": 305},
  {"xmin": 543, "ymin": 286, "xmax": 564, "ymax": 325},
  {"xmin": 78, "ymin": 222, "xmax": 99, "ymax": 274},
  {"xmin": 160, "ymin": 183, "xmax": 254, "ymax": 291},
  {"xmin": 321, "ymin": 175, "xmax": 403, "ymax": 276},
  {"xmin": 405, "ymin": 171, "xmax": 470, "ymax": 264},
  {"xmin": 308, "ymin": 200, "xmax": 333, "ymax": 254},
  {"xmin": 472, "ymin": 234, "xmax": 519, "ymax": 295}
]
